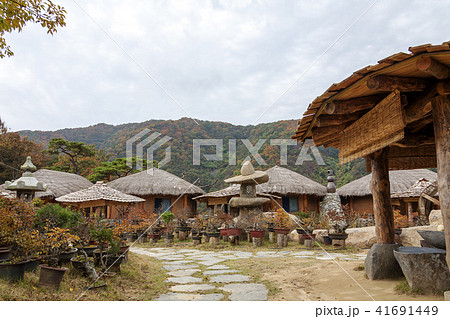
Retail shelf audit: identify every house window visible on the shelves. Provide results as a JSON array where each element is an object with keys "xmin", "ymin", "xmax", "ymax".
[
  {"xmin": 282, "ymin": 196, "xmax": 299, "ymax": 213},
  {"xmin": 155, "ymin": 198, "xmax": 171, "ymax": 214}
]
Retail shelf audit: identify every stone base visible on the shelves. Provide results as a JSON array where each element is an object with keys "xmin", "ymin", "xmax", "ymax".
[
  {"xmin": 269, "ymin": 232, "xmax": 275, "ymax": 243},
  {"xmin": 209, "ymin": 237, "xmax": 220, "ymax": 245},
  {"xmin": 252, "ymin": 237, "xmax": 262, "ymax": 247},
  {"xmin": 229, "ymin": 236, "xmax": 240, "ymax": 246},
  {"xmin": 179, "ymin": 231, "xmax": 188, "ymax": 241},
  {"xmin": 304, "ymin": 239, "xmax": 314, "ymax": 248},
  {"xmin": 149, "ymin": 238, "xmax": 158, "ymax": 244},
  {"xmin": 365, "ymin": 243, "xmax": 403, "ymax": 280},
  {"xmin": 277, "ymin": 234, "xmax": 288, "ymax": 248},
  {"xmin": 394, "ymin": 247, "xmax": 450, "ymax": 294},
  {"xmin": 193, "ymin": 239, "xmax": 201, "ymax": 246},
  {"xmin": 332, "ymin": 239, "xmax": 346, "ymax": 249}
]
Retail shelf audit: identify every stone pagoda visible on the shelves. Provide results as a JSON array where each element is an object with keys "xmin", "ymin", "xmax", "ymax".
[
  {"xmin": 5, "ymin": 156, "xmax": 47, "ymax": 201},
  {"xmin": 224, "ymin": 160, "xmax": 270, "ymax": 228}
]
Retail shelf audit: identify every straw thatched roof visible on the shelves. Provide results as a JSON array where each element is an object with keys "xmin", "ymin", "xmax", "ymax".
[
  {"xmin": 107, "ymin": 168, "xmax": 205, "ymax": 196},
  {"xmin": 259, "ymin": 166, "xmax": 327, "ymax": 196},
  {"xmin": 193, "ymin": 184, "xmax": 280, "ymax": 202},
  {"xmin": 391, "ymin": 178, "xmax": 435, "ymax": 198},
  {"xmin": 56, "ymin": 181, "xmax": 145, "ymax": 203},
  {"xmin": 194, "ymin": 166, "xmax": 326, "ymax": 201},
  {"xmin": 337, "ymin": 169, "xmax": 437, "ymax": 197},
  {"xmin": 0, "ymin": 169, "xmax": 93, "ymax": 199}
]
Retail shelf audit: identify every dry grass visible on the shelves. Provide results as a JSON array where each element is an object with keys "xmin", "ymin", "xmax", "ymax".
[{"xmin": 0, "ymin": 253, "xmax": 168, "ymax": 301}]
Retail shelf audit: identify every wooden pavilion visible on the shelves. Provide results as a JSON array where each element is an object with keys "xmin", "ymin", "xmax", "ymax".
[
  {"xmin": 337, "ymin": 169, "xmax": 437, "ymax": 217},
  {"xmin": 292, "ymin": 41, "xmax": 449, "ymax": 276},
  {"xmin": 56, "ymin": 181, "xmax": 144, "ymax": 218},
  {"xmin": 107, "ymin": 168, "xmax": 205, "ymax": 216}
]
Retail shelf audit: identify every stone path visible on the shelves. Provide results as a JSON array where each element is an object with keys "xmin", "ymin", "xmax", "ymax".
[{"xmin": 132, "ymin": 247, "xmax": 366, "ymax": 301}]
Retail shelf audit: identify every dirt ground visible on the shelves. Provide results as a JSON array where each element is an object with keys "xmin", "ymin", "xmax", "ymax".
[{"xmin": 226, "ymin": 257, "xmax": 444, "ymax": 301}]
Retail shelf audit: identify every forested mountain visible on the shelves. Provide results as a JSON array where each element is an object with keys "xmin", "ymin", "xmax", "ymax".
[{"xmin": 19, "ymin": 118, "xmax": 368, "ymax": 192}]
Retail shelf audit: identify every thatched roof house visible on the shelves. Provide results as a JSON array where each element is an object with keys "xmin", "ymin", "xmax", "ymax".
[
  {"xmin": 56, "ymin": 181, "xmax": 144, "ymax": 218},
  {"xmin": 337, "ymin": 169, "xmax": 437, "ymax": 215},
  {"xmin": 108, "ymin": 168, "xmax": 205, "ymax": 215},
  {"xmin": 0, "ymin": 169, "xmax": 93, "ymax": 201},
  {"xmin": 195, "ymin": 166, "xmax": 327, "ymax": 214}
]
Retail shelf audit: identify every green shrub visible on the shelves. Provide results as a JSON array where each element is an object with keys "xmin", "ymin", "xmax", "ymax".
[
  {"xmin": 161, "ymin": 211, "xmax": 174, "ymax": 224},
  {"xmin": 34, "ymin": 204, "xmax": 82, "ymax": 232}
]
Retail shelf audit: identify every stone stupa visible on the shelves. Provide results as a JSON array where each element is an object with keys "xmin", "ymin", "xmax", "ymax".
[{"xmin": 224, "ymin": 161, "xmax": 270, "ymax": 228}]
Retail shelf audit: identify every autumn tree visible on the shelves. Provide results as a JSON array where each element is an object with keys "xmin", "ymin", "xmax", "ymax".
[
  {"xmin": 0, "ymin": 0, "xmax": 66, "ymax": 58},
  {"xmin": 0, "ymin": 118, "xmax": 50, "ymax": 183},
  {"xmin": 89, "ymin": 157, "xmax": 158, "ymax": 182},
  {"xmin": 46, "ymin": 138, "xmax": 106, "ymax": 176}
]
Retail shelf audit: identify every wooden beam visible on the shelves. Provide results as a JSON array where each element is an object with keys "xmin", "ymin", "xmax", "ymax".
[
  {"xmin": 421, "ymin": 193, "xmax": 440, "ymax": 206},
  {"xmin": 367, "ymin": 75, "xmax": 428, "ymax": 92},
  {"xmin": 369, "ymin": 148, "xmax": 395, "ymax": 244},
  {"xmin": 431, "ymin": 94, "xmax": 450, "ymax": 268},
  {"xmin": 325, "ymin": 94, "xmax": 407, "ymax": 115},
  {"xmin": 437, "ymin": 80, "xmax": 450, "ymax": 95},
  {"xmin": 403, "ymin": 86, "xmax": 436, "ymax": 124},
  {"xmin": 312, "ymin": 124, "xmax": 347, "ymax": 141},
  {"xmin": 391, "ymin": 134, "xmax": 435, "ymax": 147},
  {"xmin": 315, "ymin": 113, "xmax": 362, "ymax": 127},
  {"xmin": 416, "ymin": 56, "xmax": 450, "ymax": 79}
]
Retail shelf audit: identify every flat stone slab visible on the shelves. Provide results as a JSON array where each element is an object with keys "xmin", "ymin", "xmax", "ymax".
[
  {"xmin": 163, "ymin": 264, "xmax": 198, "ymax": 271},
  {"xmin": 209, "ymin": 274, "xmax": 250, "ymax": 283},
  {"xmin": 207, "ymin": 265, "xmax": 230, "ymax": 270},
  {"xmin": 221, "ymin": 283, "xmax": 268, "ymax": 301},
  {"xmin": 163, "ymin": 260, "xmax": 194, "ymax": 265},
  {"xmin": 290, "ymin": 251, "xmax": 315, "ymax": 256},
  {"xmin": 166, "ymin": 276, "xmax": 203, "ymax": 284},
  {"xmin": 168, "ymin": 269, "xmax": 201, "ymax": 277},
  {"xmin": 203, "ymin": 269, "xmax": 239, "ymax": 276},
  {"xmin": 155, "ymin": 293, "xmax": 224, "ymax": 301},
  {"xmin": 170, "ymin": 284, "xmax": 216, "ymax": 292},
  {"xmin": 198, "ymin": 258, "xmax": 225, "ymax": 266}
]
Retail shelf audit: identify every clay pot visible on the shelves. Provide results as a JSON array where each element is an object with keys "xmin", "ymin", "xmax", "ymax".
[
  {"xmin": 227, "ymin": 228, "xmax": 242, "ymax": 237},
  {"xmin": 250, "ymin": 230, "xmax": 265, "ymax": 238},
  {"xmin": 0, "ymin": 260, "xmax": 29, "ymax": 282},
  {"xmin": 39, "ymin": 265, "xmax": 68, "ymax": 290},
  {"xmin": 274, "ymin": 228, "xmax": 290, "ymax": 235}
]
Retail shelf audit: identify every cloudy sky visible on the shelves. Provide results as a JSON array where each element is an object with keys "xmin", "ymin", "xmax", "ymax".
[{"xmin": 1, "ymin": 0, "xmax": 449, "ymax": 131}]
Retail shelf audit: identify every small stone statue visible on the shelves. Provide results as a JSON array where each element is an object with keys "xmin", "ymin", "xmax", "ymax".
[{"xmin": 327, "ymin": 169, "xmax": 336, "ymax": 193}]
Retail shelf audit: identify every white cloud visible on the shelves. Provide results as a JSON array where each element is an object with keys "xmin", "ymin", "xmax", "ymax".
[{"xmin": 0, "ymin": 0, "xmax": 449, "ymax": 131}]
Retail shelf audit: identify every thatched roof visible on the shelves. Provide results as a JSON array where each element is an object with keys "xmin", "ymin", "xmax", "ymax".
[
  {"xmin": 195, "ymin": 166, "xmax": 326, "ymax": 201},
  {"xmin": 0, "ymin": 169, "xmax": 93, "ymax": 199},
  {"xmin": 391, "ymin": 178, "xmax": 434, "ymax": 198},
  {"xmin": 259, "ymin": 166, "xmax": 327, "ymax": 196},
  {"xmin": 337, "ymin": 169, "xmax": 437, "ymax": 197},
  {"xmin": 107, "ymin": 168, "xmax": 205, "ymax": 196},
  {"xmin": 56, "ymin": 181, "xmax": 145, "ymax": 204},
  {"xmin": 193, "ymin": 184, "xmax": 280, "ymax": 202}
]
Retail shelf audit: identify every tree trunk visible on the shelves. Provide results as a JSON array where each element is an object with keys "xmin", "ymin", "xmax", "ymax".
[
  {"xmin": 431, "ymin": 95, "xmax": 450, "ymax": 268},
  {"xmin": 369, "ymin": 148, "xmax": 395, "ymax": 244}
]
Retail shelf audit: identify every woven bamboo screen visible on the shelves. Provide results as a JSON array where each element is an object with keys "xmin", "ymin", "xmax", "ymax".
[{"xmin": 339, "ymin": 90, "xmax": 405, "ymax": 164}]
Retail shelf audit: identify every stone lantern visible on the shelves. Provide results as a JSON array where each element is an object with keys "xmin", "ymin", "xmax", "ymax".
[
  {"xmin": 224, "ymin": 161, "xmax": 270, "ymax": 229},
  {"xmin": 5, "ymin": 156, "xmax": 47, "ymax": 201}
]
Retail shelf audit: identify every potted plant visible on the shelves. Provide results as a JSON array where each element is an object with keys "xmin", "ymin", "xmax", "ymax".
[
  {"xmin": 38, "ymin": 227, "xmax": 80, "ymax": 289},
  {"xmin": 272, "ymin": 209, "xmax": 295, "ymax": 234},
  {"xmin": 174, "ymin": 209, "xmax": 192, "ymax": 240},
  {"xmin": 0, "ymin": 197, "xmax": 40, "ymax": 282},
  {"xmin": 190, "ymin": 217, "xmax": 204, "ymax": 245}
]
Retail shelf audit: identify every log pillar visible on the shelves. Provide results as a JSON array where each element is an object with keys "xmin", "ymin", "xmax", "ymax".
[
  {"xmin": 431, "ymin": 95, "xmax": 450, "ymax": 268},
  {"xmin": 407, "ymin": 202, "xmax": 414, "ymax": 226},
  {"xmin": 365, "ymin": 148, "xmax": 402, "ymax": 280},
  {"xmin": 369, "ymin": 148, "xmax": 395, "ymax": 244}
]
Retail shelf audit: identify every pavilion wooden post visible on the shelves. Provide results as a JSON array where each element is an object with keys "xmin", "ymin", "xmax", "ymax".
[
  {"xmin": 431, "ymin": 95, "xmax": 450, "ymax": 268},
  {"xmin": 369, "ymin": 148, "xmax": 395, "ymax": 244}
]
